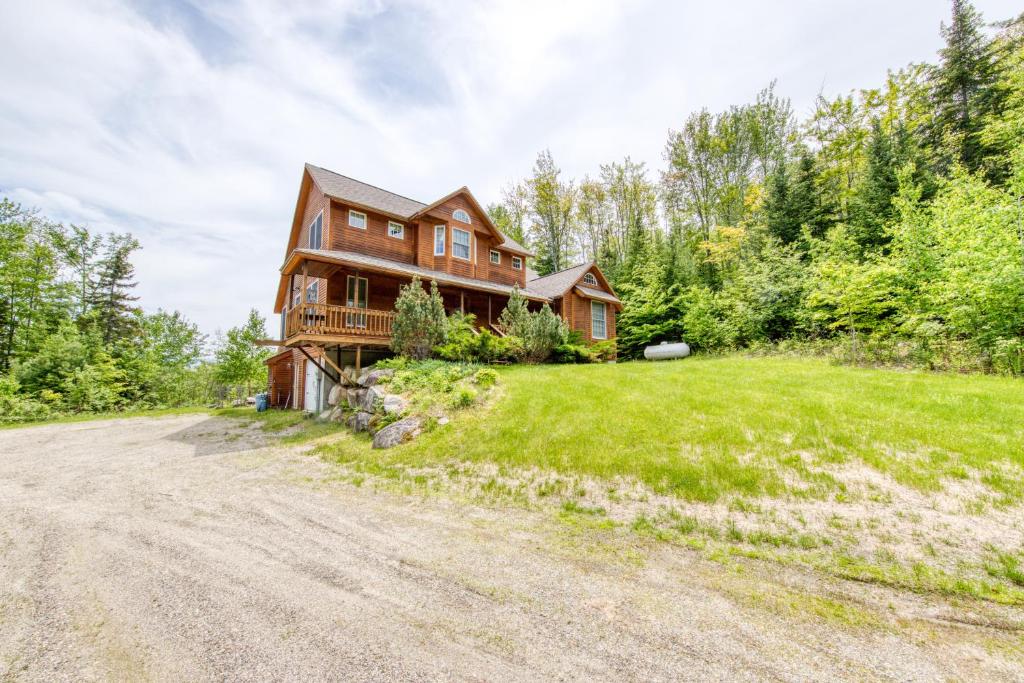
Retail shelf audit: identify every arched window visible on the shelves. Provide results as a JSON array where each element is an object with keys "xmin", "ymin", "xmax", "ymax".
[
  {"xmin": 582, "ymin": 272, "xmax": 598, "ymax": 286},
  {"xmin": 452, "ymin": 208, "xmax": 471, "ymax": 224}
]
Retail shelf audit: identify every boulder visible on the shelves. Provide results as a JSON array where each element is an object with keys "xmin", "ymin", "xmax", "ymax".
[
  {"xmin": 358, "ymin": 386, "xmax": 385, "ymax": 413},
  {"xmin": 346, "ymin": 411, "xmax": 373, "ymax": 433},
  {"xmin": 328, "ymin": 384, "xmax": 343, "ymax": 406},
  {"xmin": 436, "ymin": 415, "xmax": 450, "ymax": 426},
  {"xmin": 329, "ymin": 406, "xmax": 346, "ymax": 422},
  {"xmin": 346, "ymin": 388, "xmax": 363, "ymax": 410},
  {"xmin": 318, "ymin": 408, "xmax": 333, "ymax": 420},
  {"xmin": 341, "ymin": 366, "xmax": 358, "ymax": 386},
  {"xmin": 382, "ymin": 394, "xmax": 408, "ymax": 416},
  {"xmin": 358, "ymin": 368, "xmax": 394, "ymax": 387},
  {"xmin": 372, "ymin": 416, "xmax": 423, "ymax": 449}
]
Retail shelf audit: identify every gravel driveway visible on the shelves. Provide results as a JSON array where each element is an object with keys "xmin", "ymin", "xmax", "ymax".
[{"xmin": 1, "ymin": 414, "xmax": 1021, "ymax": 682}]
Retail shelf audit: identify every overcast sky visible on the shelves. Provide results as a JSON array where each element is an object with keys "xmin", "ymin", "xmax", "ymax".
[{"xmin": 1, "ymin": 0, "xmax": 1019, "ymax": 338}]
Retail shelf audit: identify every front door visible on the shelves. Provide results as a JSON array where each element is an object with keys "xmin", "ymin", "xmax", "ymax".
[
  {"xmin": 303, "ymin": 359, "xmax": 320, "ymax": 413},
  {"xmin": 346, "ymin": 275, "xmax": 368, "ymax": 328}
]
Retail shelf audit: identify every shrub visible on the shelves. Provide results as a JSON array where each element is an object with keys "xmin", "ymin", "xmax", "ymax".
[
  {"xmin": 473, "ymin": 368, "xmax": 499, "ymax": 388},
  {"xmin": 589, "ymin": 339, "xmax": 617, "ymax": 361},
  {"xmin": 449, "ymin": 385, "xmax": 477, "ymax": 409},
  {"xmin": 0, "ymin": 374, "xmax": 54, "ymax": 423},
  {"xmin": 552, "ymin": 344, "xmax": 596, "ymax": 364},
  {"xmin": 390, "ymin": 277, "xmax": 447, "ymax": 359}
]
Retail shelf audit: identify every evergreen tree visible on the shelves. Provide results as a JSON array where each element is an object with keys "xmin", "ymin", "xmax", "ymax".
[
  {"xmin": 931, "ymin": 0, "xmax": 999, "ymax": 173},
  {"xmin": 765, "ymin": 154, "xmax": 834, "ymax": 247},
  {"xmin": 389, "ymin": 277, "xmax": 447, "ymax": 359},
  {"xmin": 89, "ymin": 233, "xmax": 141, "ymax": 344}
]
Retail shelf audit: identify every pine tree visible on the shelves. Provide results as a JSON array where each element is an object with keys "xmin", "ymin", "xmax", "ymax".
[
  {"xmin": 389, "ymin": 277, "xmax": 447, "ymax": 359},
  {"xmin": 89, "ymin": 234, "xmax": 141, "ymax": 345},
  {"xmin": 765, "ymin": 154, "xmax": 834, "ymax": 246},
  {"xmin": 931, "ymin": 0, "xmax": 999, "ymax": 173}
]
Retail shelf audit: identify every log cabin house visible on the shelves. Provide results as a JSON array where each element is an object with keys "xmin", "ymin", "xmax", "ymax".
[{"xmin": 265, "ymin": 163, "xmax": 621, "ymax": 411}]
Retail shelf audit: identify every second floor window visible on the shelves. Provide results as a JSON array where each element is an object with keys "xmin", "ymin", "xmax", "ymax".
[
  {"xmin": 452, "ymin": 228, "xmax": 471, "ymax": 260},
  {"xmin": 511, "ymin": 255, "xmax": 522, "ymax": 270},
  {"xmin": 489, "ymin": 249, "xmax": 500, "ymax": 264},
  {"xmin": 348, "ymin": 210, "xmax": 367, "ymax": 229},
  {"xmin": 582, "ymin": 272, "xmax": 598, "ymax": 286},
  {"xmin": 452, "ymin": 208, "xmax": 471, "ymax": 223},
  {"xmin": 388, "ymin": 221, "xmax": 404, "ymax": 239},
  {"xmin": 306, "ymin": 280, "xmax": 319, "ymax": 303},
  {"xmin": 308, "ymin": 211, "xmax": 323, "ymax": 249},
  {"xmin": 434, "ymin": 225, "xmax": 445, "ymax": 255}
]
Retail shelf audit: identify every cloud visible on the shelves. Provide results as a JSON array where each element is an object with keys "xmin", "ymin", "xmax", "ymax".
[{"xmin": 1, "ymin": 0, "xmax": 1020, "ymax": 335}]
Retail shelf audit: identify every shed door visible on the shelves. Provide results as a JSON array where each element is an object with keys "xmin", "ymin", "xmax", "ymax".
[{"xmin": 304, "ymin": 360, "xmax": 320, "ymax": 413}]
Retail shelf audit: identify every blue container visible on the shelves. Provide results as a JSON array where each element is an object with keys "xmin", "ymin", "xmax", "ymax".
[{"xmin": 255, "ymin": 393, "xmax": 268, "ymax": 412}]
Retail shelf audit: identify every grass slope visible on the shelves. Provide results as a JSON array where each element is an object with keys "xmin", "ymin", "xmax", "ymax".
[{"xmin": 331, "ymin": 356, "xmax": 1024, "ymax": 504}]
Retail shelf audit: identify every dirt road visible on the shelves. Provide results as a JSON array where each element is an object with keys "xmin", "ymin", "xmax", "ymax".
[{"xmin": 1, "ymin": 414, "xmax": 1021, "ymax": 681}]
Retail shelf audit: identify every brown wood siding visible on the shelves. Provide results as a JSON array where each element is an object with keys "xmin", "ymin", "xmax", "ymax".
[
  {"xmin": 266, "ymin": 353, "xmax": 295, "ymax": 408},
  {"xmin": 579, "ymin": 269, "xmax": 607, "ymax": 292},
  {"xmin": 297, "ymin": 184, "xmax": 328, "ymax": 252},
  {"xmin": 329, "ymin": 200, "xmax": 416, "ymax": 263},
  {"xmin": 424, "ymin": 196, "xmax": 526, "ymax": 287},
  {"xmin": 564, "ymin": 291, "xmax": 616, "ymax": 343}
]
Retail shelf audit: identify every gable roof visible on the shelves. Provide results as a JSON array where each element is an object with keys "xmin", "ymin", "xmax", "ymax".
[
  {"xmin": 526, "ymin": 261, "xmax": 621, "ymax": 306},
  {"xmin": 525, "ymin": 262, "xmax": 594, "ymax": 298},
  {"xmin": 410, "ymin": 186, "xmax": 534, "ymax": 257},
  {"xmin": 305, "ymin": 164, "xmax": 426, "ymax": 218}
]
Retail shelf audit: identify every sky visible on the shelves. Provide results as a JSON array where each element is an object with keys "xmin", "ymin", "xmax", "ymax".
[{"xmin": 1, "ymin": 0, "xmax": 1020, "ymax": 338}]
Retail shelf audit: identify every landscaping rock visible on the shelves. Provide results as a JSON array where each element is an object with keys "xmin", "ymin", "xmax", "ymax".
[
  {"xmin": 437, "ymin": 415, "xmax": 449, "ymax": 426},
  {"xmin": 329, "ymin": 407, "xmax": 346, "ymax": 422},
  {"xmin": 358, "ymin": 386, "xmax": 385, "ymax": 413},
  {"xmin": 346, "ymin": 388, "xmax": 363, "ymax": 410},
  {"xmin": 318, "ymin": 408, "xmax": 333, "ymax": 421},
  {"xmin": 372, "ymin": 416, "xmax": 423, "ymax": 449},
  {"xmin": 346, "ymin": 411, "xmax": 373, "ymax": 433},
  {"xmin": 341, "ymin": 366, "xmax": 358, "ymax": 386},
  {"xmin": 382, "ymin": 394, "xmax": 408, "ymax": 415},
  {"xmin": 358, "ymin": 368, "xmax": 394, "ymax": 387},
  {"xmin": 328, "ymin": 384, "xmax": 343, "ymax": 406}
]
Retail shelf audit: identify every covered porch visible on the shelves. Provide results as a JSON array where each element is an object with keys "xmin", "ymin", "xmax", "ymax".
[{"xmin": 279, "ymin": 250, "xmax": 543, "ymax": 349}]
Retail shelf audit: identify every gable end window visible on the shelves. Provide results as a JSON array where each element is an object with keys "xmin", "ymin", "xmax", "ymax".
[
  {"xmin": 434, "ymin": 225, "xmax": 446, "ymax": 256},
  {"xmin": 582, "ymin": 272, "xmax": 598, "ymax": 286},
  {"xmin": 591, "ymin": 301, "xmax": 607, "ymax": 339},
  {"xmin": 308, "ymin": 211, "xmax": 323, "ymax": 250},
  {"xmin": 452, "ymin": 228, "xmax": 471, "ymax": 260},
  {"xmin": 348, "ymin": 210, "xmax": 367, "ymax": 229},
  {"xmin": 452, "ymin": 208, "xmax": 471, "ymax": 224},
  {"xmin": 489, "ymin": 249, "xmax": 500, "ymax": 265},
  {"xmin": 388, "ymin": 221, "xmax": 404, "ymax": 239},
  {"xmin": 511, "ymin": 255, "xmax": 522, "ymax": 270}
]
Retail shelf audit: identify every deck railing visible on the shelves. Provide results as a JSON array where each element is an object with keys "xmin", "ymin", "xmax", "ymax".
[{"xmin": 285, "ymin": 303, "xmax": 395, "ymax": 339}]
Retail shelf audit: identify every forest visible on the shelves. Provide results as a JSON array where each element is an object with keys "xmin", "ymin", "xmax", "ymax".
[
  {"xmin": 487, "ymin": 1, "xmax": 1024, "ymax": 373},
  {"xmin": 1, "ymin": 1, "xmax": 1021, "ymax": 423},
  {"xmin": 0, "ymin": 199, "xmax": 269, "ymax": 422}
]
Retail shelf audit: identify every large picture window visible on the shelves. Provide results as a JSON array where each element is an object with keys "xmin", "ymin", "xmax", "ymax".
[
  {"xmin": 308, "ymin": 211, "xmax": 323, "ymax": 249},
  {"xmin": 452, "ymin": 228, "xmax": 471, "ymax": 260},
  {"xmin": 591, "ymin": 301, "xmax": 607, "ymax": 339}
]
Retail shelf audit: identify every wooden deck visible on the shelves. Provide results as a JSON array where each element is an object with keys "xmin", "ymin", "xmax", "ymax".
[{"xmin": 284, "ymin": 303, "xmax": 394, "ymax": 347}]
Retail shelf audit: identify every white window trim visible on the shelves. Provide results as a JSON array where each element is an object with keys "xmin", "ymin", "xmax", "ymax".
[
  {"xmin": 489, "ymin": 249, "xmax": 501, "ymax": 265},
  {"xmin": 582, "ymin": 272, "xmax": 598, "ymax": 286},
  {"xmin": 348, "ymin": 209, "xmax": 367, "ymax": 229},
  {"xmin": 591, "ymin": 301, "xmax": 607, "ymax": 339},
  {"xmin": 511, "ymin": 255, "xmax": 523, "ymax": 270},
  {"xmin": 306, "ymin": 280, "xmax": 319, "ymax": 304},
  {"xmin": 452, "ymin": 208, "xmax": 471, "ymax": 224},
  {"xmin": 387, "ymin": 220, "xmax": 404, "ymax": 239},
  {"xmin": 452, "ymin": 227, "xmax": 472, "ymax": 261},
  {"xmin": 434, "ymin": 225, "xmax": 446, "ymax": 256}
]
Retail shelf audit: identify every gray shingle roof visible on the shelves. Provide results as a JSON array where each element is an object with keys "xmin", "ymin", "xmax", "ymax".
[
  {"xmin": 576, "ymin": 285, "xmax": 621, "ymax": 305},
  {"xmin": 293, "ymin": 248, "xmax": 551, "ymax": 301},
  {"xmin": 525, "ymin": 262, "xmax": 593, "ymax": 298},
  {"xmin": 497, "ymin": 233, "xmax": 532, "ymax": 256},
  {"xmin": 306, "ymin": 164, "xmax": 426, "ymax": 218}
]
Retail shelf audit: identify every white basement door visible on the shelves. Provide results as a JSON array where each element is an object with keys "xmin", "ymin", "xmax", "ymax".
[{"xmin": 304, "ymin": 359, "xmax": 320, "ymax": 413}]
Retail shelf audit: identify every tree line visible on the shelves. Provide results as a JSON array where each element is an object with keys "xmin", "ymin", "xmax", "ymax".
[
  {"xmin": 488, "ymin": 1, "xmax": 1024, "ymax": 373},
  {"xmin": 0, "ymin": 200, "xmax": 271, "ymax": 422}
]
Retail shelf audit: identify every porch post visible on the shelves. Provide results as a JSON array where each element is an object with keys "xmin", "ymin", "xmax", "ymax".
[
  {"xmin": 301, "ymin": 264, "xmax": 308, "ymax": 303},
  {"xmin": 355, "ymin": 345, "xmax": 362, "ymax": 372},
  {"xmin": 460, "ymin": 291, "xmax": 465, "ymax": 313},
  {"xmin": 487, "ymin": 295, "xmax": 492, "ymax": 325}
]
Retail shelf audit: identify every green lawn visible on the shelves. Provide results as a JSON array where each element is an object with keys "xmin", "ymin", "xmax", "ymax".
[{"xmin": 323, "ymin": 356, "xmax": 1024, "ymax": 504}]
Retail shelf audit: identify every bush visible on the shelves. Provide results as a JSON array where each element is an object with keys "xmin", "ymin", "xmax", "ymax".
[
  {"xmin": 0, "ymin": 374, "xmax": 54, "ymax": 423},
  {"xmin": 552, "ymin": 344, "xmax": 596, "ymax": 364},
  {"xmin": 390, "ymin": 277, "xmax": 447, "ymax": 360},
  {"xmin": 473, "ymin": 368, "xmax": 499, "ymax": 388},
  {"xmin": 590, "ymin": 340, "xmax": 617, "ymax": 361}
]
